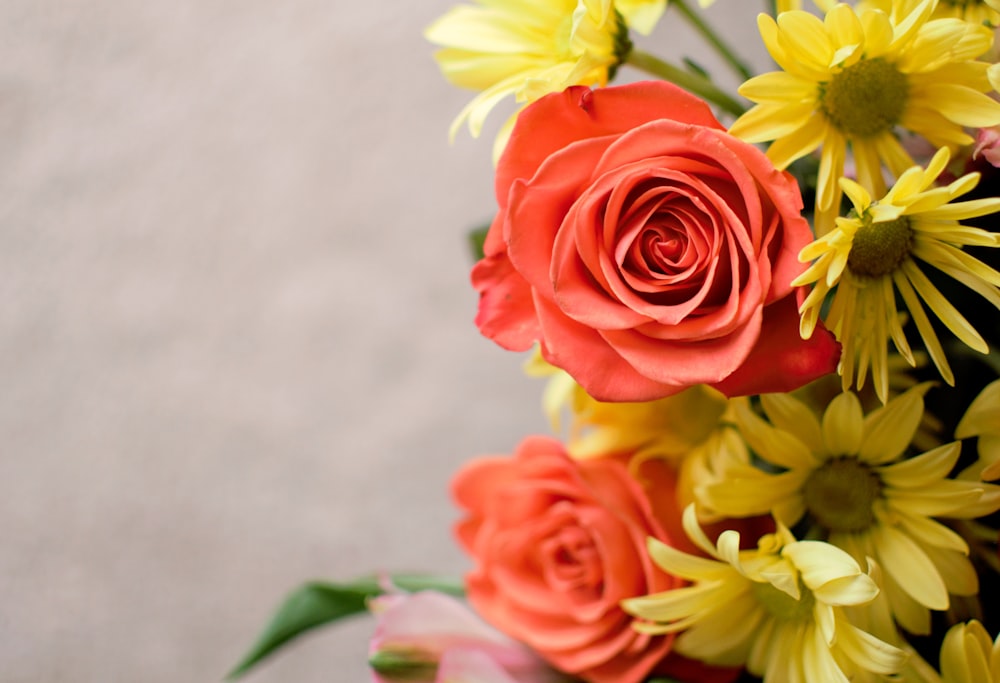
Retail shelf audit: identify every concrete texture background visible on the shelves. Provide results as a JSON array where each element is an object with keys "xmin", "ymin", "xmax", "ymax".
[{"xmin": 0, "ymin": 2, "xmax": 764, "ymax": 681}]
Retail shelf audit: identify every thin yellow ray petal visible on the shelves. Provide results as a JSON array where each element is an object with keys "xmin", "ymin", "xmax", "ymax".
[
  {"xmin": 918, "ymin": 197, "xmax": 1000, "ymax": 221},
  {"xmin": 646, "ymin": 536, "xmax": 732, "ymax": 580},
  {"xmin": 884, "ymin": 276, "xmax": 914, "ymax": 365},
  {"xmin": 851, "ymin": 139, "xmax": 884, "ymax": 199},
  {"xmin": 893, "ymin": 269, "xmax": 954, "ymax": 385},
  {"xmin": 902, "ymin": 260, "xmax": 988, "ymax": 353},
  {"xmin": 816, "ymin": 132, "xmax": 847, "ymax": 211},
  {"xmin": 872, "ymin": 133, "xmax": 918, "ymax": 181},
  {"xmin": 913, "ymin": 240, "xmax": 1000, "ymax": 287}
]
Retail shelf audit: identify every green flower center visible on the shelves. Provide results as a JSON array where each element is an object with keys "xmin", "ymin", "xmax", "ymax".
[
  {"xmin": 751, "ymin": 579, "xmax": 815, "ymax": 622},
  {"xmin": 803, "ymin": 457, "xmax": 883, "ymax": 532},
  {"xmin": 847, "ymin": 215, "xmax": 914, "ymax": 279},
  {"xmin": 819, "ymin": 58, "xmax": 908, "ymax": 138}
]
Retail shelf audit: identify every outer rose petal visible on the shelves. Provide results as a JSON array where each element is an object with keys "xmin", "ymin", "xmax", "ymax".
[
  {"xmin": 534, "ymin": 293, "xmax": 686, "ymax": 402},
  {"xmin": 471, "ymin": 252, "xmax": 540, "ymax": 351},
  {"xmin": 709, "ymin": 295, "xmax": 841, "ymax": 397},
  {"xmin": 496, "ymin": 83, "xmax": 723, "ymax": 205}
]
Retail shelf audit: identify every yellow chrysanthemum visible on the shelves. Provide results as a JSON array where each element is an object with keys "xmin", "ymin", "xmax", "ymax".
[
  {"xmin": 525, "ymin": 351, "xmax": 739, "ymax": 512},
  {"xmin": 776, "ymin": 0, "xmax": 837, "ymax": 13},
  {"xmin": 622, "ymin": 506, "xmax": 907, "ymax": 681},
  {"xmin": 425, "ymin": 0, "xmax": 628, "ymax": 158},
  {"xmin": 616, "ymin": 0, "xmax": 667, "ymax": 34},
  {"xmin": 793, "ymin": 147, "xmax": 1000, "ymax": 401},
  {"xmin": 935, "ymin": 620, "xmax": 1000, "ymax": 683},
  {"xmin": 729, "ymin": 0, "xmax": 1000, "ymax": 234},
  {"xmin": 932, "ymin": 0, "xmax": 1000, "ymax": 25},
  {"xmin": 524, "ymin": 349, "xmax": 729, "ymax": 460},
  {"xmin": 700, "ymin": 384, "xmax": 1000, "ymax": 635},
  {"xmin": 956, "ymin": 378, "xmax": 1000, "ymax": 481}
]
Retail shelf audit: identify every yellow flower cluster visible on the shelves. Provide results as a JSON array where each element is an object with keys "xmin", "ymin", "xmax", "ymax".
[
  {"xmin": 535, "ymin": 356, "xmax": 1000, "ymax": 679},
  {"xmin": 425, "ymin": 0, "xmax": 1000, "ymax": 680},
  {"xmin": 730, "ymin": 0, "xmax": 1000, "ymax": 401}
]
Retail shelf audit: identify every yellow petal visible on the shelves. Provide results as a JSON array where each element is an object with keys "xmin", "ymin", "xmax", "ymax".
[
  {"xmin": 911, "ymin": 84, "xmax": 1000, "ymax": 128},
  {"xmin": 956, "ymin": 379, "xmax": 1000, "ymax": 438},
  {"xmin": 859, "ymin": 382, "xmax": 932, "ymax": 464},
  {"xmin": 822, "ymin": 391, "xmax": 864, "ymax": 456},
  {"xmin": 872, "ymin": 524, "xmax": 949, "ymax": 610}
]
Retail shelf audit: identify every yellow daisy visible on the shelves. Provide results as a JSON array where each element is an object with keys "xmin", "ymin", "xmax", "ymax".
[
  {"xmin": 622, "ymin": 506, "xmax": 907, "ymax": 681},
  {"xmin": 425, "ymin": 0, "xmax": 628, "ymax": 157},
  {"xmin": 524, "ymin": 350, "xmax": 740, "ymax": 513},
  {"xmin": 616, "ymin": 0, "xmax": 667, "ymax": 34},
  {"xmin": 793, "ymin": 147, "xmax": 1000, "ymax": 401},
  {"xmin": 729, "ymin": 0, "xmax": 1000, "ymax": 234},
  {"xmin": 524, "ymin": 349, "xmax": 730, "ymax": 460},
  {"xmin": 932, "ymin": 0, "xmax": 1000, "ymax": 25},
  {"xmin": 935, "ymin": 620, "xmax": 1000, "ymax": 683},
  {"xmin": 700, "ymin": 384, "xmax": 1000, "ymax": 635},
  {"xmin": 776, "ymin": 0, "xmax": 837, "ymax": 13},
  {"xmin": 956, "ymin": 378, "xmax": 1000, "ymax": 481}
]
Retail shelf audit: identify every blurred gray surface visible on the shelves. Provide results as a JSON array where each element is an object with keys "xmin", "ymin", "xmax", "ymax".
[{"xmin": 0, "ymin": 3, "xmax": 762, "ymax": 681}]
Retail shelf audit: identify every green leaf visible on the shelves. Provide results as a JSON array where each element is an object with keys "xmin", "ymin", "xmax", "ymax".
[
  {"xmin": 227, "ymin": 581, "xmax": 372, "ymax": 679},
  {"xmin": 226, "ymin": 574, "xmax": 464, "ymax": 679}
]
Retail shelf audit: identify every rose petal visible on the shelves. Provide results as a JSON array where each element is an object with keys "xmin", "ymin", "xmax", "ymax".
[{"xmin": 710, "ymin": 295, "xmax": 840, "ymax": 397}]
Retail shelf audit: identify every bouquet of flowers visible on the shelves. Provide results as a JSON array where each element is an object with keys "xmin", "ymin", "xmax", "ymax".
[{"xmin": 229, "ymin": 1, "xmax": 1000, "ymax": 681}]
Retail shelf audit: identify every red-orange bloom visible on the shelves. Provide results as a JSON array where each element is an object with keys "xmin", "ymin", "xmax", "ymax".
[
  {"xmin": 472, "ymin": 81, "xmax": 839, "ymax": 401},
  {"xmin": 452, "ymin": 435, "xmax": 678, "ymax": 683}
]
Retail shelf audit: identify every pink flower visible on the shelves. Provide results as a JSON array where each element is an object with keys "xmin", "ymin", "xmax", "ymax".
[
  {"xmin": 368, "ymin": 590, "xmax": 561, "ymax": 683},
  {"xmin": 974, "ymin": 126, "xmax": 1000, "ymax": 168}
]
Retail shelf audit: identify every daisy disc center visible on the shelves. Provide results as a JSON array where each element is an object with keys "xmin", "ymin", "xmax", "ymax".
[
  {"xmin": 847, "ymin": 216, "xmax": 914, "ymax": 279},
  {"xmin": 802, "ymin": 457, "xmax": 883, "ymax": 532},
  {"xmin": 820, "ymin": 58, "xmax": 908, "ymax": 138}
]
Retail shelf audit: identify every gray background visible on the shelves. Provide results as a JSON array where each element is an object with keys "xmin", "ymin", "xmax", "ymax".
[{"xmin": 0, "ymin": 2, "xmax": 763, "ymax": 681}]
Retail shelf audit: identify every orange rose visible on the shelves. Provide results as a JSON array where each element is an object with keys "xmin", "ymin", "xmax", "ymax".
[
  {"xmin": 452, "ymin": 435, "xmax": 679, "ymax": 683},
  {"xmin": 472, "ymin": 81, "xmax": 839, "ymax": 402}
]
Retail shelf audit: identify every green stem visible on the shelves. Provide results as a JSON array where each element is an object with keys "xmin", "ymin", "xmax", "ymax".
[
  {"xmin": 626, "ymin": 49, "xmax": 747, "ymax": 118},
  {"xmin": 672, "ymin": 0, "xmax": 753, "ymax": 82}
]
